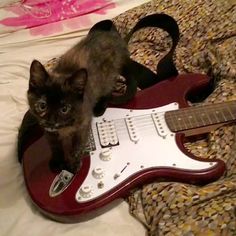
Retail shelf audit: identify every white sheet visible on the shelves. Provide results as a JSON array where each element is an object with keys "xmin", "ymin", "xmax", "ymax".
[{"xmin": 0, "ymin": 1, "xmax": 151, "ymax": 235}]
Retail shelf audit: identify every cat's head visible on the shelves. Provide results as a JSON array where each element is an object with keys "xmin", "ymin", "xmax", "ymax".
[{"xmin": 28, "ymin": 60, "xmax": 87, "ymax": 132}]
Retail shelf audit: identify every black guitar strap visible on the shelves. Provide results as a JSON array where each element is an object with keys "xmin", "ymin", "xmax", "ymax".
[
  {"xmin": 89, "ymin": 13, "xmax": 180, "ymax": 89},
  {"xmin": 125, "ymin": 13, "xmax": 179, "ymax": 89}
]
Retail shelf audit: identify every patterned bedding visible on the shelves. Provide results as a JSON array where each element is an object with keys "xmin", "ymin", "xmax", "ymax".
[{"xmin": 112, "ymin": 0, "xmax": 236, "ymax": 235}]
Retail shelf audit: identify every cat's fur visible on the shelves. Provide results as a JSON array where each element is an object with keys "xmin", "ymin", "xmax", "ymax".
[{"xmin": 28, "ymin": 30, "xmax": 132, "ymax": 173}]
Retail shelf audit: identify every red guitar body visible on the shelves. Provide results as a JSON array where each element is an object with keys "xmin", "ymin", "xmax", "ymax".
[{"xmin": 22, "ymin": 74, "xmax": 226, "ymax": 222}]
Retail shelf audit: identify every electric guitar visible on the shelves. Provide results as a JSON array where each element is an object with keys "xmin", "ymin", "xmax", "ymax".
[{"xmin": 22, "ymin": 74, "xmax": 235, "ymax": 222}]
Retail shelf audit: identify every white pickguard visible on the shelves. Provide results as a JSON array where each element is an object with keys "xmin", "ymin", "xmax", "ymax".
[{"xmin": 75, "ymin": 103, "xmax": 217, "ymax": 203}]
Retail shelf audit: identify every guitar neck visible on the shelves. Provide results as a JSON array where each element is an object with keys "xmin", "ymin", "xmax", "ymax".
[{"xmin": 165, "ymin": 100, "xmax": 236, "ymax": 133}]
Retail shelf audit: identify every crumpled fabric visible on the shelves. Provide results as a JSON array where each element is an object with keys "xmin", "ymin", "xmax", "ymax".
[{"xmin": 112, "ymin": 0, "xmax": 236, "ymax": 235}]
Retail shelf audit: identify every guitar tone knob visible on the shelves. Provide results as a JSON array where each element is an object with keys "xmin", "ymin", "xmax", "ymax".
[
  {"xmin": 99, "ymin": 148, "xmax": 111, "ymax": 161},
  {"xmin": 79, "ymin": 185, "xmax": 92, "ymax": 198},
  {"xmin": 92, "ymin": 166, "xmax": 104, "ymax": 179}
]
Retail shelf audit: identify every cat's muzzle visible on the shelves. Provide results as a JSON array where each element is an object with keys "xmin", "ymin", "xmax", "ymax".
[{"xmin": 44, "ymin": 127, "xmax": 58, "ymax": 133}]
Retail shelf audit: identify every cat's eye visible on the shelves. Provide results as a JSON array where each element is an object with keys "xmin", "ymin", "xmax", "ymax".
[
  {"xmin": 60, "ymin": 104, "xmax": 71, "ymax": 114},
  {"xmin": 37, "ymin": 100, "xmax": 47, "ymax": 112}
]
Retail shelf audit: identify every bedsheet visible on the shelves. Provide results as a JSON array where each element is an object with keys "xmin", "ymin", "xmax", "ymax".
[{"xmin": 0, "ymin": 1, "xmax": 151, "ymax": 236}]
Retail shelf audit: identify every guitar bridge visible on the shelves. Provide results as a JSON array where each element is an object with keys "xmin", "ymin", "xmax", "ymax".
[{"xmin": 96, "ymin": 120, "xmax": 119, "ymax": 148}]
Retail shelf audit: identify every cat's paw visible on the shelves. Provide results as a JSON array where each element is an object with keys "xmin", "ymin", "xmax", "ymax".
[
  {"xmin": 93, "ymin": 104, "xmax": 107, "ymax": 117},
  {"xmin": 66, "ymin": 159, "xmax": 82, "ymax": 174},
  {"xmin": 65, "ymin": 150, "xmax": 83, "ymax": 173},
  {"xmin": 93, "ymin": 96, "xmax": 109, "ymax": 117},
  {"xmin": 49, "ymin": 158, "xmax": 66, "ymax": 173}
]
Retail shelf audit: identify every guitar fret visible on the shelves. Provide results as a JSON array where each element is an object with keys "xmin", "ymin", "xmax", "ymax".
[
  {"xmin": 194, "ymin": 110, "xmax": 207, "ymax": 126},
  {"xmin": 201, "ymin": 111, "xmax": 209, "ymax": 125},
  {"xmin": 178, "ymin": 112, "xmax": 188, "ymax": 130},
  {"xmin": 192, "ymin": 111, "xmax": 202, "ymax": 127},
  {"xmin": 207, "ymin": 108, "xmax": 219, "ymax": 124},
  {"xmin": 169, "ymin": 111, "xmax": 185, "ymax": 131},
  {"xmin": 168, "ymin": 111, "xmax": 179, "ymax": 131},
  {"xmin": 183, "ymin": 110, "xmax": 194, "ymax": 129},
  {"xmin": 214, "ymin": 109, "xmax": 225, "ymax": 122},
  {"xmin": 219, "ymin": 107, "xmax": 227, "ymax": 122},
  {"xmin": 222, "ymin": 106, "xmax": 234, "ymax": 121},
  {"xmin": 231, "ymin": 103, "xmax": 236, "ymax": 119},
  {"xmin": 177, "ymin": 112, "xmax": 189, "ymax": 130},
  {"xmin": 227, "ymin": 106, "xmax": 234, "ymax": 119},
  {"xmin": 213, "ymin": 110, "xmax": 220, "ymax": 123}
]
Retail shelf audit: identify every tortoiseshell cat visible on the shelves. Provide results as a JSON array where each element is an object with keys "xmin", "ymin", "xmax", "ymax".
[{"xmin": 28, "ymin": 30, "xmax": 136, "ymax": 173}]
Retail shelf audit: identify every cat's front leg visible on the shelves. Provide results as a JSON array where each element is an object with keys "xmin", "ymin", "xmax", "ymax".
[
  {"xmin": 63, "ymin": 121, "xmax": 91, "ymax": 173},
  {"xmin": 46, "ymin": 132, "xmax": 66, "ymax": 172},
  {"xmin": 69, "ymin": 130, "xmax": 89, "ymax": 173}
]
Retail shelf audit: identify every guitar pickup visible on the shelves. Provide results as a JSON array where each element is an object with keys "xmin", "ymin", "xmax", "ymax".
[
  {"xmin": 96, "ymin": 120, "xmax": 119, "ymax": 148},
  {"xmin": 125, "ymin": 117, "xmax": 140, "ymax": 143},
  {"xmin": 152, "ymin": 112, "xmax": 170, "ymax": 137}
]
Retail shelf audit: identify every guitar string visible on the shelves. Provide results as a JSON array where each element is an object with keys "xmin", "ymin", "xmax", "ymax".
[
  {"xmin": 98, "ymin": 102, "xmax": 235, "ymax": 128},
  {"xmin": 102, "ymin": 111, "xmax": 198, "ymax": 135},
  {"xmin": 89, "ymin": 102, "xmax": 236, "ymax": 150},
  {"xmin": 114, "ymin": 110, "xmax": 190, "ymax": 128}
]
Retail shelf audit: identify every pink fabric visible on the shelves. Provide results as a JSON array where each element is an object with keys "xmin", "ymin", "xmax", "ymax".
[{"xmin": 0, "ymin": 0, "xmax": 115, "ymax": 35}]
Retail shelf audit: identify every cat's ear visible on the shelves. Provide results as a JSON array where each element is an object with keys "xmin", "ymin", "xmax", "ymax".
[
  {"xmin": 29, "ymin": 60, "xmax": 48, "ymax": 88},
  {"xmin": 67, "ymin": 69, "xmax": 88, "ymax": 94}
]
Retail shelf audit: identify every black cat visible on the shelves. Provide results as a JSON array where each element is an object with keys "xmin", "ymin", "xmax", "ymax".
[{"xmin": 27, "ymin": 30, "xmax": 136, "ymax": 173}]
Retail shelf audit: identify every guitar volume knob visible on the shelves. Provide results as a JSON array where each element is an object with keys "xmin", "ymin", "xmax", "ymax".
[
  {"xmin": 92, "ymin": 167, "xmax": 104, "ymax": 179},
  {"xmin": 79, "ymin": 185, "xmax": 92, "ymax": 198},
  {"xmin": 99, "ymin": 148, "xmax": 112, "ymax": 161}
]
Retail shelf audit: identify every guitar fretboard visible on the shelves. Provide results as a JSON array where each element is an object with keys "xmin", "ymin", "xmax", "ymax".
[{"xmin": 165, "ymin": 101, "xmax": 236, "ymax": 132}]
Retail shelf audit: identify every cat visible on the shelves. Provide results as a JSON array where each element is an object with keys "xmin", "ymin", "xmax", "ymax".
[{"xmin": 27, "ymin": 30, "xmax": 137, "ymax": 173}]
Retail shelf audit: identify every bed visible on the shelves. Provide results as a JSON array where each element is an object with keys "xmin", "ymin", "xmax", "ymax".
[{"xmin": 0, "ymin": 0, "xmax": 235, "ymax": 236}]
